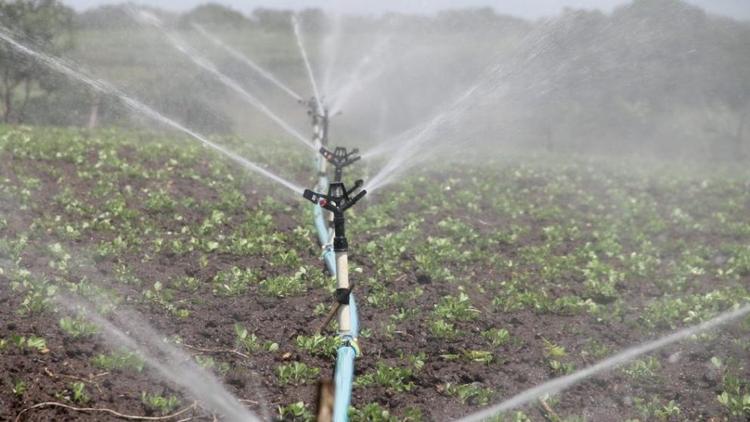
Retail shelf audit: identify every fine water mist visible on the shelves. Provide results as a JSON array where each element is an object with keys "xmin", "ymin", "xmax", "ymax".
[
  {"xmin": 0, "ymin": 27, "xmax": 305, "ymax": 195},
  {"xmin": 291, "ymin": 15, "xmax": 323, "ymax": 109},
  {"xmin": 364, "ymin": 19, "xmax": 567, "ymax": 193},
  {"xmin": 129, "ymin": 8, "xmax": 314, "ymax": 151},
  {"xmin": 457, "ymin": 303, "xmax": 750, "ymax": 421},
  {"xmin": 58, "ymin": 296, "xmax": 263, "ymax": 422},
  {"xmin": 193, "ymin": 23, "xmax": 304, "ymax": 103}
]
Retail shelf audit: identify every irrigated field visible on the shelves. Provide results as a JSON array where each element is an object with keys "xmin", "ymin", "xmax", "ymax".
[{"xmin": 1, "ymin": 126, "xmax": 749, "ymax": 421}]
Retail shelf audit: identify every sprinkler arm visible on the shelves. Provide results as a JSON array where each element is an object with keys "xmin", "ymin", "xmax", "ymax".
[{"xmin": 319, "ymin": 147, "xmax": 361, "ymax": 182}]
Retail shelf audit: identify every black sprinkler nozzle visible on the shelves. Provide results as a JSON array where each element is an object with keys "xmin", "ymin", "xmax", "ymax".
[
  {"xmin": 302, "ymin": 180, "xmax": 367, "ymax": 252},
  {"xmin": 320, "ymin": 146, "xmax": 361, "ymax": 182}
]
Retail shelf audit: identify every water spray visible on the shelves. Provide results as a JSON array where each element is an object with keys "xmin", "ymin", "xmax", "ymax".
[
  {"xmin": 192, "ymin": 23, "xmax": 304, "ymax": 103},
  {"xmin": 457, "ymin": 303, "xmax": 750, "ymax": 422},
  {"xmin": 302, "ymin": 180, "xmax": 366, "ymax": 422},
  {"xmin": 128, "ymin": 7, "xmax": 315, "ymax": 151},
  {"xmin": 0, "ymin": 27, "xmax": 304, "ymax": 196},
  {"xmin": 292, "ymin": 15, "xmax": 324, "ymax": 113}
]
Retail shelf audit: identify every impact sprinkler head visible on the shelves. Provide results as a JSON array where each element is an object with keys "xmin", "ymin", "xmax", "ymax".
[
  {"xmin": 320, "ymin": 146, "xmax": 361, "ymax": 182},
  {"xmin": 303, "ymin": 180, "xmax": 367, "ymax": 252}
]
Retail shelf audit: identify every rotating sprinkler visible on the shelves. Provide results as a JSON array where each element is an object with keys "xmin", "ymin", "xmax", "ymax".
[
  {"xmin": 302, "ymin": 180, "xmax": 366, "ymax": 422},
  {"xmin": 320, "ymin": 146, "xmax": 361, "ymax": 183},
  {"xmin": 302, "ymin": 96, "xmax": 330, "ymax": 148}
]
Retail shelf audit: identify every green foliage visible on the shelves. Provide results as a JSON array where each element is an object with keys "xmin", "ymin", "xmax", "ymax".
[
  {"xmin": 718, "ymin": 373, "xmax": 750, "ymax": 417},
  {"xmin": 349, "ymin": 403, "xmax": 398, "ymax": 422},
  {"xmin": 92, "ymin": 350, "xmax": 145, "ymax": 372},
  {"xmin": 70, "ymin": 381, "xmax": 89, "ymax": 404},
  {"xmin": 7, "ymin": 334, "xmax": 48, "ymax": 353},
  {"xmin": 356, "ymin": 362, "xmax": 414, "ymax": 393},
  {"xmin": 12, "ymin": 379, "xmax": 27, "ymax": 397},
  {"xmin": 634, "ymin": 396, "xmax": 682, "ymax": 421},
  {"xmin": 194, "ymin": 355, "xmax": 230, "ymax": 376},
  {"xmin": 622, "ymin": 357, "xmax": 661, "ymax": 382},
  {"xmin": 59, "ymin": 315, "xmax": 98, "ymax": 338},
  {"xmin": 234, "ymin": 324, "xmax": 260, "ymax": 353},
  {"xmin": 275, "ymin": 362, "xmax": 320, "ymax": 386},
  {"xmin": 482, "ymin": 328, "xmax": 511, "ymax": 347},
  {"xmin": 443, "ymin": 382, "xmax": 494, "ymax": 405},
  {"xmin": 295, "ymin": 334, "xmax": 341, "ymax": 357},
  {"xmin": 433, "ymin": 292, "xmax": 480, "ymax": 321},
  {"xmin": 141, "ymin": 392, "xmax": 181, "ymax": 415},
  {"xmin": 277, "ymin": 401, "xmax": 314, "ymax": 422},
  {"xmin": 212, "ymin": 267, "xmax": 255, "ymax": 296}
]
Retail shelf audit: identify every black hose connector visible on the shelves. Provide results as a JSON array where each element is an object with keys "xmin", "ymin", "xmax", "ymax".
[
  {"xmin": 320, "ymin": 146, "xmax": 361, "ymax": 183},
  {"xmin": 302, "ymin": 180, "xmax": 367, "ymax": 253},
  {"xmin": 335, "ymin": 288, "xmax": 351, "ymax": 305}
]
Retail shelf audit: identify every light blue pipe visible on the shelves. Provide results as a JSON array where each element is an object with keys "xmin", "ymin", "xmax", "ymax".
[
  {"xmin": 313, "ymin": 202, "xmax": 336, "ymax": 276},
  {"xmin": 333, "ymin": 294, "xmax": 359, "ymax": 422}
]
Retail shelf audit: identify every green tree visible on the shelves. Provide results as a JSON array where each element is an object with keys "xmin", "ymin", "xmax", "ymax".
[{"xmin": 0, "ymin": 0, "xmax": 73, "ymax": 123}]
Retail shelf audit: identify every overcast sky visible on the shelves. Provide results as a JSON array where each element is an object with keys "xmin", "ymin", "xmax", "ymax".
[{"xmin": 63, "ymin": 0, "xmax": 750, "ymax": 20}]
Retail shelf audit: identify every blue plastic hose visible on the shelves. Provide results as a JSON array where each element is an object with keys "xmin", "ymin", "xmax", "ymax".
[{"xmin": 333, "ymin": 294, "xmax": 359, "ymax": 422}]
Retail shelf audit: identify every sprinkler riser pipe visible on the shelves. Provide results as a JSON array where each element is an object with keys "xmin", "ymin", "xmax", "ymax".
[
  {"xmin": 335, "ymin": 251, "xmax": 351, "ymax": 334},
  {"xmin": 313, "ymin": 159, "xmax": 335, "ymax": 276}
]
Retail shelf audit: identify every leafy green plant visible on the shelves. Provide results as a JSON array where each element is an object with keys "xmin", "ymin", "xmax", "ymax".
[
  {"xmin": 430, "ymin": 319, "xmax": 459, "ymax": 339},
  {"xmin": 212, "ymin": 267, "xmax": 255, "ymax": 296},
  {"xmin": 92, "ymin": 350, "xmax": 145, "ymax": 372},
  {"xmin": 433, "ymin": 292, "xmax": 480, "ymax": 321},
  {"xmin": 141, "ymin": 392, "xmax": 181, "ymax": 415},
  {"xmin": 59, "ymin": 316, "xmax": 98, "ymax": 338},
  {"xmin": 277, "ymin": 401, "xmax": 314, "ymax": 421},
  {"xmin": 70, "ymin": 381, "xmax": 89, "ymax": 404},
  {"xmin": 622, "ymin": 357, "xmax": 661, "ymax": 381},
  {"xmin": 234, "ymin": 324, "xmax": 260, "ymax": 353},
  {"xmin": 295, "ymin": 334, "xmax": 341, "ymax": 357},
  {"xmin": 195, "ymin": 355, "xmax": 230, "ymax": 376},
  {"xmin": 718, "ymin": 373, "xmax": 750, "ymax": 417},
  {"xmin": 482, "ymin": 328, "xmax": 511, "ymax": 347},
  {"xmin": 349, "ymin": 403, "xmax": 398, "ymax": 422},
  {"xmin": 356, "ymin": 362, "xmax": 414, "ymax": 392},
  {"xmin": 12, "ymin": 379, "xmax": 27, "ymax": 397},
  {"xmin": 276, "ymin": 362, "xmax": 320, "ymax": 386},
  {"xmin": 443, "ymin": 382, "xmax": 494, "ymax": 405}
]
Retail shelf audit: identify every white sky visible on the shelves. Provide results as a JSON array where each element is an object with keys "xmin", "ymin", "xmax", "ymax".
[{"xmin": 63, "ymin": 0, "xmax": 750, "ymax": 20}]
